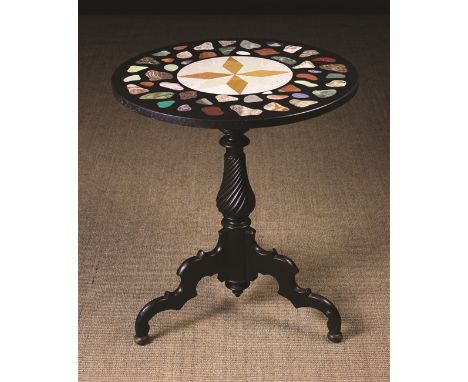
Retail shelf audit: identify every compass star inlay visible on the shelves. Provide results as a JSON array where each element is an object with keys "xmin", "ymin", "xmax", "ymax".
[{"xmin": 177, "ymin": 56, "xmax": 293, "ymax": 95}]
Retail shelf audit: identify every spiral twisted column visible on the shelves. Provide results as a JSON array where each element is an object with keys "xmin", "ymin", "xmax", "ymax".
[
  {"xmin": 216, "ymin": 129, "xmax": 256, "ymax": 226},
  {"xmin": 215, "ymin": 129, "xmax": 257, "ymax": 296}
]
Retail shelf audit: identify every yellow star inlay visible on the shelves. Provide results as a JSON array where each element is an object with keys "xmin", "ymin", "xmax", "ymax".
[{"xmin": 179, "ymin": 57, "xmax": 290, "ymax": 94}]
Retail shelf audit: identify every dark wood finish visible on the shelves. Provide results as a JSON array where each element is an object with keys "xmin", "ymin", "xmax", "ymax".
[{"xmin": 134, "ymin": 129, "xmax": 342, "ymax": 345}]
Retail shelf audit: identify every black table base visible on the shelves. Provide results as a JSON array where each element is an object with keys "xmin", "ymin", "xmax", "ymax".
[{"xmin": 134, "ymin": 129, "xmax": 342, "ymax": 345}]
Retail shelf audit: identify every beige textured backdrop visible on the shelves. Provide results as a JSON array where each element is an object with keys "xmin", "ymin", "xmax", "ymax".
[{"xmin": 79, "ymin": 15, "xmax": 389, "ymax": 382}]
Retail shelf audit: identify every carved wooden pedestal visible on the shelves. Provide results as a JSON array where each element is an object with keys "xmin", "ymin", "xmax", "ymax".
[{"xmin": 134, "ymin": 129, "xmax": 342, "ymax": 345}]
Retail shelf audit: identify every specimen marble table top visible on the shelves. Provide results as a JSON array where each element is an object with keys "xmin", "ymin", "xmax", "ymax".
[{"xmin": 112, "ymin": 38, "xmax": 358, "ymax": 129}]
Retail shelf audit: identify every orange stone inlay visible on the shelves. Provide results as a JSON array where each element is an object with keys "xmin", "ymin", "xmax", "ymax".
[
  {"xmin": 173, "ymin": 45, "xmax": 188, "ymax": 50},
  {"xmin": 240, "ymin": 70, "xmax": 289, "ymax": 77},
  {"xmin": 297, "ymin": 73, "xmax": 318, "ymax": 81},
  {"xmin": 179, "ymin": 72, "xmax": 231, "ymax": 79},
  {"xmin": 254, "ymin": 48, "xmax": 280, "ymax": 56},
  {"xmin": 199, "ymin": 52, "xmax": 217, "ymax": 59},
  {"xmin": 223, "ymin": 57, "xmax": 243, "ymax": 74},
  {"xmin": 161, "ymin": 58, "xmax": 175, "ymax": 63},
  {"xmin": 278, "ymin": 84, "xmax": 301, "ymax": 92},
  {"xmin": 267, "ymin": 94, "xmax": 289, "ymax": 100},
  {"xmin": 227, "ymin": 75, "xmax": 248, "ymax": 94}
]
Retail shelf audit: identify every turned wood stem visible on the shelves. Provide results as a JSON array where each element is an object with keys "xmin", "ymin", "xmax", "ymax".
[{"xmin": 216, "ymin": 129, "xmax": 256, "ymax": 228}]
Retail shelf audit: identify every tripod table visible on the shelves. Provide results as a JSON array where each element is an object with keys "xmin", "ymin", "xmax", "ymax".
[{"xmin": 111, "ymin": 38, "xmax": 358, "ymax": 345}]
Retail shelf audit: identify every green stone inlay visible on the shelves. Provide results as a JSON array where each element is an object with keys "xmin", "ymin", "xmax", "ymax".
[
  {"xmin": 312, "ymin": 89, "xmax": 337, "ymax": 98},
  {"xmin": 293, "ymin": 61, "xmax": 315, "ymax": 69},
  {"xmin": 271, "ymin": 56, "xmax": 297, "ymax": 66},
  {"xmin": 164, "ymin": 64, "xmax": 178, "ymax": 72},
  {"xmin": 326, "ymin": 73, "xmax": 346, "ymax": 79},
  {"xmin": 139, "ymin": 92, "xmax": 174, "ymax": 100},
  {"xmin": 196, "ymin": 98, "xmax": 213, "ymax": 105},
  {"xmin": 127, "ymin": 65, "xmax": 148, "ymax": 73},
  {"xmin": 157, "ymin": 100, "xmax": 175, "ymax": 108},
  {"xmin": 219, "ymin": 46, "xmax": 236, "ymax": 55},
  {"xmin": 123, "ymin": 74, "xmax": 141, "ymax": 82},
  {"xmin": 152, "ymin": 50, "xmax": 170, "ymax": 57}
]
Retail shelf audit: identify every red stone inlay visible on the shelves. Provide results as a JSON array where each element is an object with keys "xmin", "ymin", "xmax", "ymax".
[
  {"xmin": 278, "ymin": 84, "xmax": 301, "ymax": 93},
  {"xmin": 311, "ymin": 57, "xmax": 336, "ymax": 63},
  {"xmin": 201, "ymin": 106, "xmax": 224, "ymax": 116}
]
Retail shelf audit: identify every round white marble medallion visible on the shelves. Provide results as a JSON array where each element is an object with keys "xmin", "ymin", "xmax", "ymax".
[{"xmin": 177, "ymin": 56, "xmax": 293, "ymax": 95}]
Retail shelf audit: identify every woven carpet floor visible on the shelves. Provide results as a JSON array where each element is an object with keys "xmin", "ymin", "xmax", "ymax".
[{"xmin": 79, "ymin": 15, "xmax": 389, "ymax": 382}]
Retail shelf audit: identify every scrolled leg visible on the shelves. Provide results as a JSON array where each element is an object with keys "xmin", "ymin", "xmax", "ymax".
[
  {"xmin": 134, "ymin": 245, "xmax": 222, "ymax": 345},
  {"xmin": 251, "ymin": 241, "xmax": 342, "ymax": 343}
]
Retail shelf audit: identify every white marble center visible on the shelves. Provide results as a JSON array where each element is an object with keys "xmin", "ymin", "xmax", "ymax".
[{"xmin": 177, "ymin": 56, "xmax": 293, "ymax": 95}]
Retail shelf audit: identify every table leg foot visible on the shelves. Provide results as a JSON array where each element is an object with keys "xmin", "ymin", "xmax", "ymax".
[
  {"xmin": 134, "ymin": 245, "xmax": 222, "ymax": 344},
  {"xmin": 252, "ymin": 242, "xmax": 342, "ymax": 343},
  {"xmin": 134, "ymin": 335, "xmax": 151, "ymax": 346},
  {"xmin": 327, "ymin": 331, "xmax": 343, "ymax": 343}
]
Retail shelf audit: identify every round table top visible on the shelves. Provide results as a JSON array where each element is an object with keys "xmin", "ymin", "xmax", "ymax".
[{"xmin": 112, "ymin": 38, "xmax": 358, "ymax": 129}]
